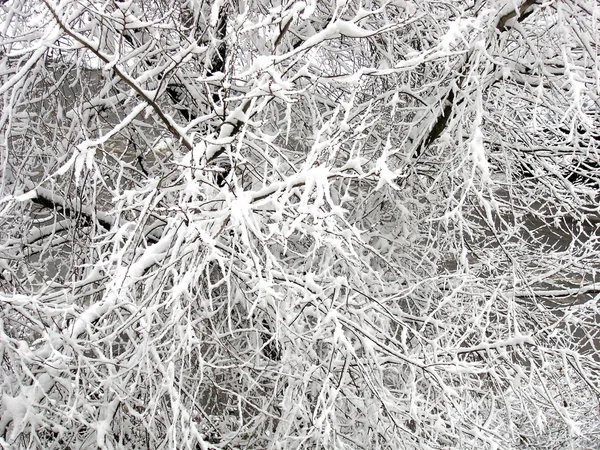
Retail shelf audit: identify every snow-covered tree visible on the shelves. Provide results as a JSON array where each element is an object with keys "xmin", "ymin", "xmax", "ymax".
[{"xmin": 1, "ymin": 0, "xmax": 600, "ymax": 448}]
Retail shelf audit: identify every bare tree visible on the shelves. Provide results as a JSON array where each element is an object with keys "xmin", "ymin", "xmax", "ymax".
[{"xmin": 1, "ymin": 0, "xmax": 600, "ymax": 448}]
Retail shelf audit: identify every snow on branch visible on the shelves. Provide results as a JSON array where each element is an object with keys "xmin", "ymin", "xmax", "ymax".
[{"xmin": 2, "ymin": 1, "xmax": 600, "ymax": 449}]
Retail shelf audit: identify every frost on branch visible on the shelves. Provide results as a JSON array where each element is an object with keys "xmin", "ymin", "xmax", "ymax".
[{"xmin": 1, "ymin": 0, "xmax": 600, "ymax": 449}]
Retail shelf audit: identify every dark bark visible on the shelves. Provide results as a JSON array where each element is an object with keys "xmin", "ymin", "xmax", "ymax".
[
  {"xmin": 414, "ymin": 1, "xmax": 542, "ymax": 157},
  {"xmin": 30, "ymin": 193, "xmax": 113, "ymax": 231},
  {"xmin": 497, "ymin": 0, "xmax": 540, "ymax": 32},
  {"xmin": 414, "ymin": 90, "xmax": 456, "ymax": 158}
]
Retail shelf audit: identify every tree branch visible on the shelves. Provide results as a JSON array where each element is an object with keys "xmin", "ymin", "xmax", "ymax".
[
  {"xmin": 42, "ymin": 0, "xmax": 194, "ymax": 150},
  {"xmin": 497, "ymin": 0, "xmax": 540, "ymax": 32},
  {"xmin": 28, "ymin": 187, "xmax": 114, "ymax": 231}
]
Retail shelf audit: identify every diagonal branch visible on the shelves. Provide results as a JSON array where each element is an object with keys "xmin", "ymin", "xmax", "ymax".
[
  {"xmin": 496, "ymin": 0, "xmax": 540, "ymax": 32},
  {"xmin": 414, "ymin": 1, "xmax": 541, "ymax": 157},
  {"xmin": 41, "ymin": 0, "xmax": 194, "ymax": 150}
]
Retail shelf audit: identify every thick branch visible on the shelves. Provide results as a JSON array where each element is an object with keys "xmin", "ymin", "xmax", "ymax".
[
  {"xmin": 414, "ymin": 89, "xmax": 456, "ymax": 158},
  {"xmin": 29, "ymin": 188, "xmax": 113, "ymax": 231},
  {"xmin": 497, "ymin": 0, "xmax": 540, "ymax": 32}
]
